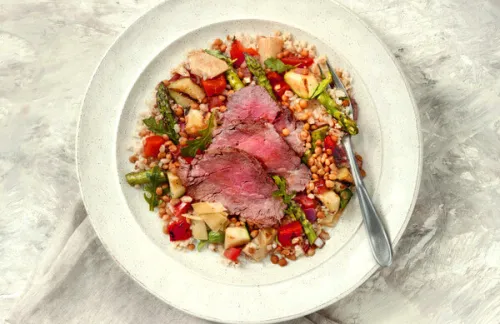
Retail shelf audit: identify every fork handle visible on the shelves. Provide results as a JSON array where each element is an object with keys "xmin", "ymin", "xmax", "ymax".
[{"xmin": 342, "ymin": 136, "xmax": 393, "ymax": 266}]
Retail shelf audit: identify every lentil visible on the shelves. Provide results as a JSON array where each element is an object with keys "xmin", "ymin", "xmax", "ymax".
[
  {"xmin": 278, "ymin": 258, "xmax": 288, "ymax": 267},
  {"xmin": 282, "ymin": 128, "xmax": 290, "ymax": 136},
  {"xmin": 270, "ymin": 254, "xmax": 279, "ymax": 264},
  {"xmin": 187, "ymin": 244, "xmax": 195, "ymax": 251},
  {"xmin": 155, "ymin": 187, "xmax": 163, "ymax": 195}
]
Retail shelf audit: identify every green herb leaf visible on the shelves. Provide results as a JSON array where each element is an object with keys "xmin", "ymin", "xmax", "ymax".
[
  {"xmin": 143, "ymin": 166, "xmax": 162, "ymax": 211},
  {"xmin": 204, "ymin": 49, "xmax": 231, "ymax": 64},
  {"xmin": 264, "ymin": 57, "xmax": 295, "ymax": 73},
  {"xmin": 142, "ymin": 117, "xmax": 168, "ymax": 135},
  {"xmin": 197, "ymin": 240, "xmax": 208, "ymax": 251},
  {"xmin": 143, "ymin": 83, "xmax": 180, "ymax": 144},
  {"xmin": 180, "ymin": 113, "xmax": 216, "ymax": 157},
  {"xmin": 310, "ymin": 72, "xmax": 333, "ymax": 99}
]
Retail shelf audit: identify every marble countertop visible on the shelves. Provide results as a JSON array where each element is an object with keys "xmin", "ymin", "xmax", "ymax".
[{"xmin": 1, "ymin": 0, "xmax": 499, "ymax": 323}]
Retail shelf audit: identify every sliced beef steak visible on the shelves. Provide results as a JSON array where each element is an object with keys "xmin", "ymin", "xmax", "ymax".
[
  {"xmin": 223, "ymin": 85, "xmax": 281, "ymax": 125},
  {"xmin": 211, "ymin": 121, "xmax": 311, "ymax": 192},
  {"xmin": 181, "ymin": 148, "xmax": 285, "ymax": 227},
  {"xmin": 211, "ymin": 122, "xmax": 300, "ymax": 175},
  {"xmin": 273, "ymin": 108, "xmax": 306, "ymax": 156}
]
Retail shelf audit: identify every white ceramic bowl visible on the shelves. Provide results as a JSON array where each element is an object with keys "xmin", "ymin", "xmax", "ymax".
[{"xmin": 77, "ymin": 0, "xmax": 422, "ymax": 322}]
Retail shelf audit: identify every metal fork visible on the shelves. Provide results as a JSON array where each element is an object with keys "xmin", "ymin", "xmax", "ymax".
[{"xmin": 327, "ymin": 62, "xmax": 393, "ymax": 267}]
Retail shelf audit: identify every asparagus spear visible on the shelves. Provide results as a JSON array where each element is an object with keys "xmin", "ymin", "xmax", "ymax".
[
  {"xmin": 339, "ymin": 188, "xmax": 353, "ymax": 209},
  {"xmin": 204, "ymin": 49, "xmax": 245, "ymax": 91},
  {"xmin": 244, "ymin": 54, "xmax": 276, "ymax": 99},
  {"xmin": 285, "ymin": 202, "xmax": 317, "ymax": 244},
  {"xmin": 156, "ymin": 82, "xmax": 180, "ymax": 144},
  {"xmin": 317, "ymin": 92, "xmax": 358, "ymax": 135},
  {"xmin": 272, "ymin": 175, "xmax": 317, "ymax": 244},
  {"xmin": 125, "ymin": 169, "xmax": 167, "ymax": 186}
]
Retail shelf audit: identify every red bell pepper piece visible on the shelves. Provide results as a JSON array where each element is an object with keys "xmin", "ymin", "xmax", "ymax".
[
  {"xmin": 324, "ymin": 135, "xmax": 336, "ymax": 151},
  {"xmin": 280, "ymin": 56, "xmax": 314, "ymax": 68},
  {"xmin": 314, "ymin": 179, "xmax": 328, "ymax": 195},
  {"xmin": 230, "ymin": 39, "xmax": 259, "ymax": 67},
  {"xmin": 167, "ymin": 218, "xmax": 192, "ymax": 241},
  {"xmin": 173, "ymin": 202, "xmax": 191, "ymax": 218},
  {"xmin": 223, "ymin": 247, "xmax": 242, "ymax": 261},
  {"xmin": 143, "ymin": 136, "xmax": 166, "ymax": 157},
  {"xmin": 201, "ymin": 75, "xmax": 227, "ymax": 97},
  {"xmin": 294, "ymin": 194, "xmax": 317, "ymax": 210},
  {"xmin": 266, "ymin": 71, "xmax": 291, "ymax": 98},
  {"xmin": 278, "ymin": 221, "xmax": 303, "ymax": 247}
]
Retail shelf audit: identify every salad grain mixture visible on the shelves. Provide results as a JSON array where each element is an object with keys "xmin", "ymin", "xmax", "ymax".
[{"xmin": 125, "ymin": 32, "xmax": 365, "ymax": 266}]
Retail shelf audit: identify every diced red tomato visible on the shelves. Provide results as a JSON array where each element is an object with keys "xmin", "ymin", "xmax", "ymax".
[
  {"xmin": 324, "ymin": 135, "xmax": 336, "ymax": 151},
  {"xmin": 173, "ymin": 202, "xmax": 191, "ymax": 218},
  {"xmin": 208, "ymin": 96, "xmax": 225, "ymax": 109},
  {"xmin": 201, "ymin": 75, "xmax": 227, "ymax": 97},
  {"xmin": 278, "ymin": 220, "xmax": 303, "ymax": 247},
  {"xmin": 266, "ymin": 71, "xmax": 291, "ymax": 98},
  {"xmin": 167, "ymin": 218, "xmax": 192, "ymax": 241},
  {"xmin": 294, "ymin": 193, "xmax": 317, "ymax": 210},
  {"xmin": 143, "ymin": 136, "xmax": 166, "ymax": 157},
  {"xmin": 244, "ymin": 47, "xmax": 259, "ymax": 56},
  {"xmin": 314, "ymin": 179, "xmax": 328, "ymax": 195},
  {"xmin": 223, "ymin": 247, "xmax": 242, "ymax": 261},
  {"xmin": 266, "ymin": 71, "xmax": 282, "ymax": 83},
  {"xmin": 230, "ymin": 39, "xmax": 259, "ymax": 67},
  {"xmin": 280, "ymin": 56, "xmax": 314, "ymax": 68}
]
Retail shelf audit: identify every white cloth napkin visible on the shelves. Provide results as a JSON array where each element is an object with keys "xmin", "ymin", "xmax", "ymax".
[{"xmin": 7, "ymin": 202, "xmax": 340, "ymax": 324}]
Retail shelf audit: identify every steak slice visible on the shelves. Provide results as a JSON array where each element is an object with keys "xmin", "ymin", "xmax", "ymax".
[
  {"xmin": 273, "ymin": 108, "xmax": 306, "ymax": 156},
  {"xmin": 210, "ymin": 122, "xmax": 311, "ymax": 192},
  {"xmin": 211, "ymin": 122, "xmax": 300, "ymax": 174},
  {"xmin": 181, "ymin": 148, "xmax": 285, "ymax": 227},
  {"xmin": 223, "ymin": 85, "xmax": 281, "ymax": 125}
]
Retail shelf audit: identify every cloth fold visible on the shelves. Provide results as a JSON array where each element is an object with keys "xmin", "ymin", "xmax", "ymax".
[{"xmin": 7, "ymin": 202, "xmax": 340, "ymax": 324}]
